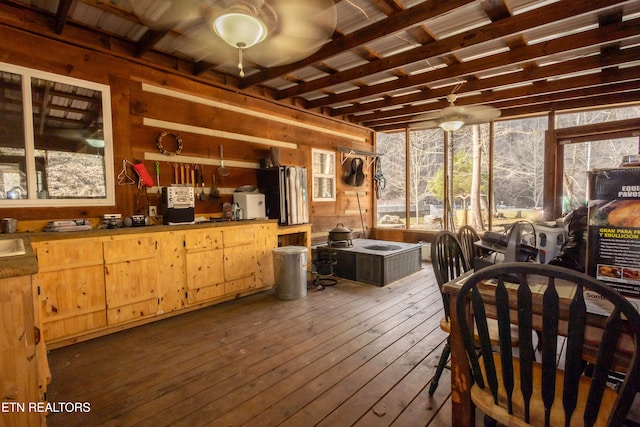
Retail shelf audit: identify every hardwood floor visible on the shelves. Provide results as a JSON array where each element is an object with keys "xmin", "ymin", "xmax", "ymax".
[{"xmin": 45, "ymin": 264, "xmax": 457, "ymax": 426}]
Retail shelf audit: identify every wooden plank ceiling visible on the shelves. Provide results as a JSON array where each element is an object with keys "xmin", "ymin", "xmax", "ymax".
[{"xmin": 4, "ymin": 0, "xmax": 640, "ymax": 132}]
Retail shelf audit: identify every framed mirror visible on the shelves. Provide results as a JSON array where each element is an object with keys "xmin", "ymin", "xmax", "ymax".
[{"xmin": 0, "ymin": 62, "xmax": 114, "ymax": 207}]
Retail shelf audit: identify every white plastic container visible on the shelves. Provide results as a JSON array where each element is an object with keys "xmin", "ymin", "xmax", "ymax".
[{"xmin": 233, "ymin": 192, "xmax": 266, "ymax": 219}]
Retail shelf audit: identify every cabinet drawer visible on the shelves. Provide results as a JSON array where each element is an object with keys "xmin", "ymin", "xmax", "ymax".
[
  {"xmin": 225, "ymin": 276, "xmax": 255, "ymax": 295},
  {"xmin": 187, "ymin": 282, "xmax": 225, "ymax": 304},
  {"xmin": 185, "ymin": 229, "xmax": 223, "ymax": 251},
  {"xmin": 223, "ymin": 227, "xmax": 256, "ymax": 247},
  {"xmin": 107, "ymin": 296, "xmax": 159, "ymax": 325},
  {"xmin": 103, "ymin": 235, "xmax": 157, "ymax": 263},
  {"xmin": 34, "ymin": 239, "xmax": 103, "ymax": 271}
]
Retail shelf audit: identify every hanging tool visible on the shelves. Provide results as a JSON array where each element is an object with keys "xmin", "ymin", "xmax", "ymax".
[
  {"xmin": 211, "ymin": 175, "xmax": 220, "ymax": 198},
  {"xmin": 374, "ymin": 156, "xmax": 386, "ymax": 199},
  {"xmin": 155, "ymin": 161, "xmax": 161, "ymax": 194},
  {"xmin": 218, "ymin": 145, "xmax": 229, "ymax": 176},
  {"xmin": 199, "ymin": 166, "xmax": 207, "ymax": 201},
  {"xmin": 356, "ymin": 191, "xmax": 366, "ymax": 239},
  {"xmin": 174, "ymin": 163, "xmax": 179, "ymax": 184},
  {"xmin": 117, "ymin": 159, "xmax": 136, "ymax": 185}
]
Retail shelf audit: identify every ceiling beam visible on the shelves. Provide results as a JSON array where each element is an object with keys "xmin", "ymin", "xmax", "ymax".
[
  {"xmin": 54, "ymin": 0, "xmax": 72, "ymax": 35},
  {"xmin": 135, "ymin": 29, "xmax": 169, "ymax": 58},
  {"xmin": 357, "ymin": 64, "xmax": 640, "ymax": 125},
  {"xmin": 372, "ymin": 90, "xmax": 640, "ymax": 132},
  {"xmin": 331, "ymin": 44, "xmax": 640, "ymax": 117},
  {"xmin": 308, "ymin": 15, "xmax": 639, "ymax": 114},
  {"xmin": 239, "ymin": 0, "xmax": 473, "ymax": 88},
  {"xmin": 364, "ymin": 78, "xmax": 640, "ymax": 129},
  {"xmin": 275, "ymin": 0, "xmax": 631, "ymax": 100}
]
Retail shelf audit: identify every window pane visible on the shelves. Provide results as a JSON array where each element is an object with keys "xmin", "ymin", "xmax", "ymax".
[
  {"xmin": 312, "ymin": 149, "xmax": 335, "ymax": 201},
  {"xmin": 493, "ymin": 116, "xmax": 547, "ymax": 227},
  {"xmin": 556, "ymin": 105, "xmax": 640, "ymax": 128},
  {"xmin": 563, "ymin": 137, "xmax": 638, "ymax": 212},
  {"xmin": 409, "ymin": 128, "xmax": 444, "ymax": 230},
  {"xmin": 0, "ymin": 71, "xmax": 27, "ymax": 199},
  {"xmin": 376, "ymin": 132, "xmax": 406, "ymax": 228},
  {"xmin": 31, "ymin": 77, "xmax": 107, "ymax": 199},
  {"xmin": 449, "ymin": 124, "xmax": 490, "ymax": 231}
]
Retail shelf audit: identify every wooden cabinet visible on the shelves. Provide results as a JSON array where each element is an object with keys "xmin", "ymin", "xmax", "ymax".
[
  {"xmin": 0, "ymin": 275, "xmax": 48, "ymax": 427},
  {"xmin": 32, "ymin": 238, "xmax": 107, "ymax": 341},
  {"xmin": 31, "ymin": 221, "xmax": 278, "ymax": 345},
  {"xmin": 102, "ymin": 235, "xmax": 159, "ymax": 325},
  {"xmin": 223, "ymin": 225, "xmax": 257, "ymax": 294},
  {"xmin": 184, "ymin": 229, "xmax": 225, "ymax": 304},
  {"xmin": 256, "ymin": 222, "xmax": 278, "ymax": 288},
  {"xmin": 154, "ymin": 231, "xmax": 186, "ymax": 314}
]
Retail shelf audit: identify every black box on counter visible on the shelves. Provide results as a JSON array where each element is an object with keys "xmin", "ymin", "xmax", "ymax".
[{"xmin": 586, "ymin": 167, "xmax": 640, "ymax": 299}]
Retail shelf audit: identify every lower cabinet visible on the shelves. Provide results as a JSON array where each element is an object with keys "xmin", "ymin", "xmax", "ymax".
[
  {"xmin": 31, "ymin": 222, "xmax": 278, "ymax": 345},
  {"xmin": 0, "ymin": 275, "xmax": 49, "ymax": 427},
  {"xmin": 102, "ymin": 235, "xmax": 159, "ymax": 325},
  {"xmin": 184, "ymin": 229, "xmax": 225, "ymax": 304},
  {"xmin": 32, "ymin": 238, "xmax": 107, "ymax": 342},
  {"xmin": 223, "ymin": 226, "xmax": 257, "ymax": 294}
]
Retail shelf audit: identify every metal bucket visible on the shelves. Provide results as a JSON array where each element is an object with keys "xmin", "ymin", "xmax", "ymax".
[{"xmin": 272, "ymin": 246, "xmax": 308, "ymax": 300}]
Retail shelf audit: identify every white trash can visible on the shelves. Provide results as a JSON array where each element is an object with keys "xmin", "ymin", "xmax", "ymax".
[{"xmin": 273, "ymin": 246, "xmax": 308, "ymax": 300}]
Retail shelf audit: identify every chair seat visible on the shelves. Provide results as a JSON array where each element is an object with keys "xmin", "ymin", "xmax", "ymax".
[
  {"xmin": 472, "ymin": 353, "xmax": 617, "ymax": 427},
  {"xmin": 440, "ymin": 316, "xmax": 519, "ymax": 347}
]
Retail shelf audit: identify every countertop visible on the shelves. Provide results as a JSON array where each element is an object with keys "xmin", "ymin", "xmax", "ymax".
[
  {"xmin": 0, "ymin": 236, "xmax": 38, "ymax": 279},
  {"xmin": 0, "ymin": 219, "xmax": 278, "ymax": 278}
]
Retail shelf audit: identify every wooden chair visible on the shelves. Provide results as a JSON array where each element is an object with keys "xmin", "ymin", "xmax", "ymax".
[
  {"xmin": 457, "ymin": 225, "xmax": 484, "ymax": 265},
  {"xmin": 455, "ymin": 262, "xmax": 640, "ymax": 427},
  {"xmin": 429, "ymin": 231, "xmax": 519, "ymax": 396}
]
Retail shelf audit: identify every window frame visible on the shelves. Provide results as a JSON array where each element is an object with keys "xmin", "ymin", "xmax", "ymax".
[
  {"xmin": 311, "ymin": 148, "xmax": 336, "ymax": 202},
  {"xmin": 0, "ymin": 61, "xmax": 115, "ymax": 207}
]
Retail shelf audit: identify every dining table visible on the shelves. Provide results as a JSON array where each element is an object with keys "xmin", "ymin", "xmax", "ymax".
[{"xmin": 442, "ymin": 269, "xmax": 637, "ymax": 426}]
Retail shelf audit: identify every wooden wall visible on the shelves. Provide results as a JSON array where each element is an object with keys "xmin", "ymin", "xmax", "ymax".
[{"xmin": 0, "ymin": 23, "xmax": 374, "ymax": 241}]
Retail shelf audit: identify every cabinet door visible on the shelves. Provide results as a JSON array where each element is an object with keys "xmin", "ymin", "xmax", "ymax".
[
  {"xmin": 223, "ymin": 226, "xmax": 257, "ymax": 293},
  {"xmin": 0, "ymin": 275, "xmax": 46, "ymax": 426},
  {"xmin": 32, "ymin": 239, "xmax": 106, "ymax": 342},
  {"xmin": 154, "ymin": 231, "xmax": 187, "ymax": 313},
  {"xmin": 103, "ymin": 235, "xmax": 159, "ymax": 325},
  {"xmin": 255, "ymin": 223, "xmax": 278, "ymax": 288},
  {"xmin": 184, "ymin": 229, "xmax": 225, "ymax": 304}
]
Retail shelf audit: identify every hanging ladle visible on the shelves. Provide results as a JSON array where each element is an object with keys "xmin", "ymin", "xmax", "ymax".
[{"xmin": 218, "ymin": 145, "xmax": 229, "ymax": 177}]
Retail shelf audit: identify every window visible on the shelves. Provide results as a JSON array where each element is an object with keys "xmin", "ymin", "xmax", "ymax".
[
  {"xmin": 493, "ymin": 116, "xmax": 547, "ymax": 227},
  {"xmin": 409, "ymin": 128, "xmax": 444, "ymax": 230},
  {"xmin": 376, "ymin": 132, "xmax": 406, "ymax": 228},
  {"xmin": 0, "ymin": 62, "xmax": 114, "ymax": 207},
  {"xmin": 311, "ymin": 149, "xmax": 335, "ymax": 201},
  {"xmin": 376, "ymin": 106, "xmax": 638, "ymax": 234},
  {"xmin": 558, "ymin": 106, "xmax": 640, "ymax": 212},
  {"xmin": 447, "ymin": 124, "xmax": 491, "ymax": 231}
]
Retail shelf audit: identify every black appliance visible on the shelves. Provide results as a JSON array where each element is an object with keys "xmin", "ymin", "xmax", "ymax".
[{"xmin": 257, "ymin": 166, "xmax": 309, "ymax": 225}]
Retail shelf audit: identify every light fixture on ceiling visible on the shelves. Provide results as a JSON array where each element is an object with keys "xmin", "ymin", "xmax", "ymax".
[
  {"xmin": 85, "ymin": 138, "xmax": 105, "ymax": 148},
  {"xmin": 213, "ymin": 6, "xmax": 268, "ymax": 77},
  {"xmin": 439, "ymin": 120, "xmax": 464, "ymax": 132}
]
